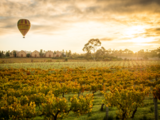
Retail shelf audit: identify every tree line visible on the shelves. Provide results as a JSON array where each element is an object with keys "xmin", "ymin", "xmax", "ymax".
[
  {"xmin": 82, "ymin": 39, "xmax": 160, "ymax": 61},
  {"xmin": 0, "ymin": 39, "xmax": 160, "ymax": 60}
]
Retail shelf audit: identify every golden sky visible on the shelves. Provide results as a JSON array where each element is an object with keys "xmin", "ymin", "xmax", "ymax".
[{"xmin": 0, "ymin": 0, "xmax": 160, "ymax": 53}]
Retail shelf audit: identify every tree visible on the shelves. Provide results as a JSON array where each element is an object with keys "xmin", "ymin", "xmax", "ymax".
[
  {"xmin": 138, "ymin": 49, "xmax": 145, "ymax": 58},
  {"xmin": 0, "ymin": 51, "xmax": 4, "ymax": 58},
  {"xmin": 95, "ymin": 46, "xmax": 106, "ymax": 60},
  {"xmin": 41, "ymin": 92, "xmax": 93, "ymax": 120},
  {"xmin": 26, "ymin": 53, "xmax": 31, "ymax": 57},
  {"xmin": 66, "ymin": 50, "xmax": 68, "ymax": 57},
  {"xmin": 68, "ymin": 50, "xmax": 72, "ymax": 58},
  {"xmin": 112, "ymin": 49, "xmax": 119, "ymax": 57},
  {"xmin": 53, "ymin": 51, "xmax": 56, "ymax": 54},
  {"xmin": 39, "ymin": 49, "xmax": 44, "ymax": 57},
  {"xmin": 5, "ymin": 51, "xmax": 10, "ymax": 57},
  {"xmin": 150, "ymin": 50, "xmax": 157, "ymax": 57},
  {"xmin": 62, "ymin": 49, "xmax": 65, "ymax": 57},
  {"xmin": 123, "ymin": 49, "xmax": 129, "ymax": 56},
  {"xmin": 13, "ymin": 51, "xmax": 17, "ymax": 57},
  {"xmin": 128, "ymin": 49, "xmax": 134, "ymax": 56},
  {"xmin": 82, "ymin": 39, "xmax": 101, "ymax": 61},
  {"xmin": 103, "ymin": 86, "xmax": 150, "ymax": 120}
]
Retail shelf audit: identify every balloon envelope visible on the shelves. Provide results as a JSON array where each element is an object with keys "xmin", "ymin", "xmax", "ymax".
[{"xmin": 17, "ymin": 19, "xmax": 31, "ymax": 38}]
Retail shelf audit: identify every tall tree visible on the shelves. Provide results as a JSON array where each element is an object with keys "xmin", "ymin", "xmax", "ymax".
[
  {"xmin": 0, "ymin": 51, "xmax": 4, "ymax": 58},
  {"xmin": 68, "ymin": 50, "xmax": 72, "ymax": 58},
  {"xmin": 39, "ymin": 49, "xmax": 44, "ymax": 57},
  {"xmin": 5, "ymin": 51, "xmax": 10, "ymax": 57},
  {"xmin": 82, "ymin": 39, "xmax": 101, "ymax": 60},
  {"xmin": 66, "ymin": 50, "xmax": 68, "ymax": 57},
  {"xmin": 62, "ymin": 49, "xmax": 65, "ymax": 57},
  {"xmin": 95, "ymin": 46, "xmax": 106, "ymax": 60},
  {"xmin": 13, "ymin": 51, "xmax": 17, "ymax": 57}
]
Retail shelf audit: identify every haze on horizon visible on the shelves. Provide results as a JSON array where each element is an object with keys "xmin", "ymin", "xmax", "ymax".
[{"xmin": 0, "ymin": 0, "xmax": 160, "ymax": 53}]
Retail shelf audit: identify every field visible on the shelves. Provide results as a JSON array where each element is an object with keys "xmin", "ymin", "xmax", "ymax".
[
  {"xmin": 0, "ymin": 59, "xmax": 160, "ymax": 120},
  {"xmin": 0, "ymin": 58, "xmax": 160, "ymax": 69},
  {"xmin": 0, "ymin": 58, "xmax": 89, "ymax": 64}
]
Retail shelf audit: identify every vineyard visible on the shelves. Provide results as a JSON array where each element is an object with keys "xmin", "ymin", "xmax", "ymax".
[
  {"xmin": 0, "ymin": 61, "xmax": 160, "ymax": 120},
  {"xmin": 0, "ymin": 60, "xmax": 160, "ymax": 69}
]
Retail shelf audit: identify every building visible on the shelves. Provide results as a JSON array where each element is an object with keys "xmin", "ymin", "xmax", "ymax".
[
  {"xmin": 17, "ymin": 50, "xmax": 27, "ymax": 57},
  {"xmin": 45, "ymin": 50, "xmax": 54, "ymax": 57},
  {"xmin": 10, "ymin": 50, "xmax": 19, "ymax": 57},
  {"xmin": 53, "ymin": 51, "xmax": 62, "ymax": 57},
  {"xmin": 9, "ymin": 50, "xmax": 62, "ymax": 58},
  {"xmin": 31, "ymin": 50, "xmax": 40, "ymax": 57}
]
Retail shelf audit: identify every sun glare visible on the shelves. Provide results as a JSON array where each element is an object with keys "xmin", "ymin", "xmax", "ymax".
[
  {"xmin": 125, "ymin": 25, "xmax": 146, "ymax": 37},
  {"xmin": 130, "ymin": 37, "xmax": 155, "ymax": 43}
]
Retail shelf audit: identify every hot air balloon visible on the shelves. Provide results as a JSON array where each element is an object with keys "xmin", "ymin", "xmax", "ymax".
[{"xmin": 17, "ymin": 19, "xmax": 31, "ymax": 38}]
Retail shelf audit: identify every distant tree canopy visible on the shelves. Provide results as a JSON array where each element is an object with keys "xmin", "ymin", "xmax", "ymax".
[
  {"xmin": 26, "ymin": 53, "xmax": 31, "ymax": 57},
  {"xmin": 82, "ymin": 39, "xmax": 160, "ymax": 60},
  {"xmin": 0, "ymin": 46, "xmax": 160, "ymax": 59},
  {"xmin": 83, "ymin": 39, "xmax": 101, "ymax": 60},
  {"xmin": 0, "ymin": 51, "xmax": 4, "ymax": 58},
  {"xmin": 5, "ymin": 51, "xmax": 10, "ymax": 57},
  {"xmin": 95, "ymin": 47, "xmax": 106, "ymax": 60},
  {"xmin": 13, "ymin": 51, "xmax": 17, "ymax": 57},
  {"xmin": 39, "ymin": 49, "xmax": 45, "ymax": 57},
  {"xmin": 157, "ymin": 47, "xmax": 160, "ymax": 58}
]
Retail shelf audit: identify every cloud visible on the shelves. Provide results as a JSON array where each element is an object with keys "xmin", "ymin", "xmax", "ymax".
[
  {"xmin": 132, "ymin": 28, "xmax": 160, "ymax": 38},
  {"xmin": 145, "ymin": 28, "xmax": 160, "ymax": 37},
  {"xmin": 95, "ymin": 0, "xmax": 160, "ymax": 13},
  {"xmin": 1, "ymin": 0, "xmax": 160, "ymax": 37},
  {"xmin": 100, "ymin": 37, "xmax": 114, "ymax": 41},
  {"xmin": 126, "ymin": 0, "xmax": 160, "ymax": 6},
  {"xmin": 1, "ymin": 0, "xmax": 160, "ymax": 19},
  {"xmin": 31, "ymin": 24, "xmax": 70, "ymax": 35},
  {"xmin": 146, "ymin": 39, "xmax": 160, "ymax": 44}
]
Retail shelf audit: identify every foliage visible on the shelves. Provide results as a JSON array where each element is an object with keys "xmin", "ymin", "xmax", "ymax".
[
  {"xmin": 83, "ymin": 39, "xmax": 101, "ymax": 60},
  {"xmin": 0, "ymin": 65, "xmax": 160, "ymax": 120},
  {"xmin": 26, "ymin": 53, "xmax": 31, "ymax": 57},
  {"xmin": 102, "ymin": 85, "xmax": 150, "ymax": 120},
  {"xmin": 13, "ymin": 51, "xmax": 17, "ymax": 57},
  {"xmin": 0, "ymin": 51, "xmax": 4, "ymax": 58},
  {"xmin": 153, "ymin": 84, "xmax": 160, "ymax": 100},
  {"xmin": 39, "ymin": 49, "xmax": 45, "ymax": 57},
  {"xmin": 5, "ymin": 51, "xmax": 10, "ymax": 57}
]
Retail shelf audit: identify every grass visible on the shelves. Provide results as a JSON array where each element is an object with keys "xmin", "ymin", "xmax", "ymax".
[
  {"xmin": 0, "ymin": 58, "xmax": 90, "ymax": 63},
  {"xmin": 0, "ymin": 59, "xmax": 160, "ymax": 69}
]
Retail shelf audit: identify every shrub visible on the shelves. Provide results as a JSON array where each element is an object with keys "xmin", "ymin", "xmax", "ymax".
[{"xmin": 64, "ymin": 58, "xmax": 68, "ymax": 62}]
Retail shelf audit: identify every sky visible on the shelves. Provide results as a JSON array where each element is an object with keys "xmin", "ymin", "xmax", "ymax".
[{"xmin": 0, "ymin": 0, "xmax": 160, "ymax": 53}]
